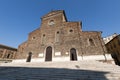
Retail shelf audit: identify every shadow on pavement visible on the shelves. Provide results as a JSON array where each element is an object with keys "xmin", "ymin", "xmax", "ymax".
[{"xmin": 0, "ymin": 66, "xmax": 109, "ymax": 80}]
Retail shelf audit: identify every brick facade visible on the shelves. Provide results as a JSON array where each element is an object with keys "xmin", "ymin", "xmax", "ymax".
[
  {"xmin": 0, "ymin": 44, "xmax": 17, "ymax": 59},
  {"xmin": 16, "ymin": 10, "xmax": 107, "ymax": 62},
  {"xmin": 105, "ymin": 34, "xmax": 120, "ymax": 65}
]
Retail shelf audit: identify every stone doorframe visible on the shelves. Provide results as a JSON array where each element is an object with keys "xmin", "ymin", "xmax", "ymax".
[{"xmin": 45, "ymin": 46, "xmax": 52, "ymax": 61}]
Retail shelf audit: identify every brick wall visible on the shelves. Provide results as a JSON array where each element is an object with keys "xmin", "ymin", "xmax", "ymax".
[{"xmin": 16, "ymin": 10, "xmax": 106, "ymax": 61}]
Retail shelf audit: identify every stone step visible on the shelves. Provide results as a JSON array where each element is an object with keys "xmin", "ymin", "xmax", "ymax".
[{"xmin": 0, "ymin": 60, "xmax": 120, "ymax": 80}]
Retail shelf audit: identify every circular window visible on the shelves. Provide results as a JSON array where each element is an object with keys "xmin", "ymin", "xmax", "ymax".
[{"xmin": 49, "ymin": 20, "xmax": 55, "ymax": 25}]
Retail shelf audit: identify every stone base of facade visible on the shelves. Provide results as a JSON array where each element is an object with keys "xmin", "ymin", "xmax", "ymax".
[{"xmin": 12, "ymin": 54, "xmax": 113, "ymax": 63}]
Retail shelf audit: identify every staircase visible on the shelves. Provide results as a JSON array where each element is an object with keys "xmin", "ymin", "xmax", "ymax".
[{"xmin": 0, "ymin": 60, "xmax": 120, "ymax": 80}]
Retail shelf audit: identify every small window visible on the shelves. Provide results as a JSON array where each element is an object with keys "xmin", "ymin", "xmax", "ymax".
[
  {"xmin": 43, "ymin": 34, "xmax": 45, "ymax": 37},
  {"xmin": 57, "ymin": 31, "xmax": 59, "ymax": 34},
  {"xmin": 56, "ymin": 31, "xmax": 60, "ymax": 42},
  {"xmin": 69, "ymin": 29, "xmax": 73, "ymax": 32},
  {"xmin": 89, "ymin": 39, "xmax": 95, "ymax": 46},
  {"xmin": 32, "ymin": 37, "xmax": 36, "ymax": 39},
  {"xmin": 41, "ymin": 34, "xmax": 46, "ymax": 45}
]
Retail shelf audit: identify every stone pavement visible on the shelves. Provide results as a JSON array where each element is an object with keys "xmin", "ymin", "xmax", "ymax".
[{"xmin": 0, "ymin": 60, "xmax": 120, "ymax": 80}]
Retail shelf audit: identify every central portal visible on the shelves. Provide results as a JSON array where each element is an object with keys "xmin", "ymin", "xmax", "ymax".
[{"xmin": 45, "ymin": 46, "xmax": 52, "ymax": 61}]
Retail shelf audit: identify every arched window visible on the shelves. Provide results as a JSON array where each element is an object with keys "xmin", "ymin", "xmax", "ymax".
[
  {"xmin": 89, "ymin": 38, "xmax": 95, "ymax": 46},
  {"xmin": 41, "ymin": 34, "xmax": 46, "ymax": 44},
  {"xmin": 55, "ymin": 31, "xmax": 60, "ymax": 42}
]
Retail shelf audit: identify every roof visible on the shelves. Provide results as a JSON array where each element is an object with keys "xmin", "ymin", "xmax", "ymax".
[
  {"xmin": 0, "ymin": 44, "xmax": 17, "ymax": 51},
  {"xmin": 105, "ymin": 34, "xmax": 120, "ymax": 45}
]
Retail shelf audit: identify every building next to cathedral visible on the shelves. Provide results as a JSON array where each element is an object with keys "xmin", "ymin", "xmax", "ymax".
[
  {"xmin": 0, "ymin": 44, "xmax": 17, "ymax": 62},
  {"xmin": 16, "ymin": 10, "xmax": 109, "ymax": 62},
  {"xmin": 105, "ymin": 34, "xmax": 120, "ymax": 65}
]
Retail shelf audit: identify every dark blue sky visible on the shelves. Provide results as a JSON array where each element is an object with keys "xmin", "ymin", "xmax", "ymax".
[{"xmin": 0, "ymin": 0, "xmax": 120, "ymax": 48}]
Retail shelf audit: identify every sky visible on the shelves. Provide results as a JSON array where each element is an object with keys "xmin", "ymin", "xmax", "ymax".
[{"xmin": 0, "ymin": 0, "xmax": 120, "ymax": 48}]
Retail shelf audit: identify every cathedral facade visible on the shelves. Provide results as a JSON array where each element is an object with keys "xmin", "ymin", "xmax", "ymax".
[{"xmin": 16, "ymin": 10, "xmax": 107, "ymax": 62}]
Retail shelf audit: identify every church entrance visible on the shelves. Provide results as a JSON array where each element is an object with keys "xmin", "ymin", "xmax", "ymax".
[
  {"xmin": 45, "ymin": 46, "xmax": 52, "ymax": 61},
  {"xmin": 70, "ymin": 48, "xmax": 77, "ymax": 61},
  {"xmin": 26, "ymin": 52, "xmax": 32, "ymax": 62}
]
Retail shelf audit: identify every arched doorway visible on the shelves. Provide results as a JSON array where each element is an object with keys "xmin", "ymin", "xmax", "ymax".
[
  {"xmin": 45, "ymin": 46, "xmax": 52, "ymax": 61},
  {"xmin": 70, "ymin": 48, "xmax": 77, "ymax": 61},
  {"xmin": 26, "ymin": 52, "xmax": 32, "ymax": 62}
]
